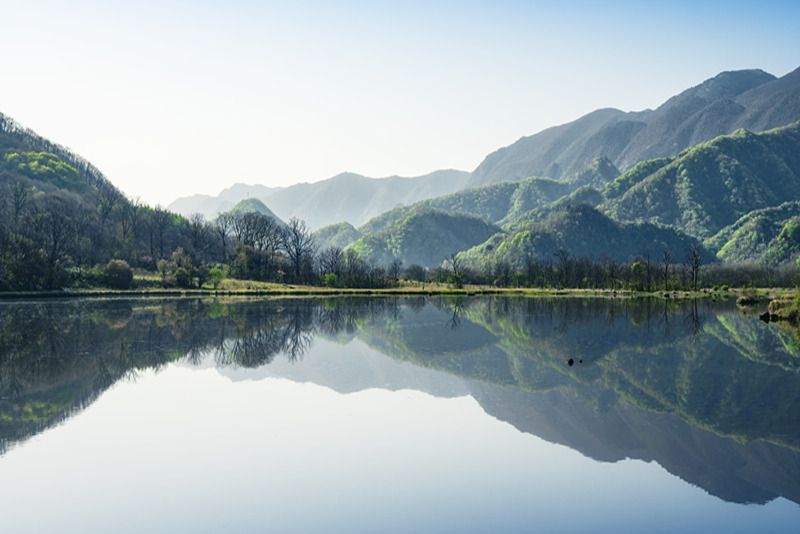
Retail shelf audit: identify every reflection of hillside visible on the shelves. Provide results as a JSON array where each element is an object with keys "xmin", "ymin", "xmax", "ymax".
[
  {"xmin": 0, "ymin": 297, "xmax": 396, "ymax": 454},
  {"xmin": 709, "ymin": 314, "xmax": 800, "ymax": 371},
  {"xmin": 469, "ymin": 382, "xmax": 800, "ymax": 505},
  {"xmin": 349, "ymin": 296, "xmax": 800, "ymax": 505},
  {"xmin": 437, "ymin": 297, "xmax": 800, "ymax": 451},
  {"xmin": 1, "ymin": 296, "xmax": 799, "ymax": 507}
]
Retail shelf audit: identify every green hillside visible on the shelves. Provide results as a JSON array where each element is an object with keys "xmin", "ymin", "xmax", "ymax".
[
  {"xmin": 424, "ymin": 180, "xmax": 520, "ymax": 223},
  {"xmin": 707, "ymin": 202, "xmax": 800, "ymax": 264},
  {"xmin": 314, "ymin": 221, "xmax": 362, "ymax": 251},
  {"xmin": 601, "ymin": 123, "xmax": 800, "ymax": 238},
  {"xmin": 350, "ymin": 208, "xmax": 501, "ymax": 268},
  {"xmin": 3, "ymin": 151, "xmax": 90, "ymax": 194},
  {"xmin": 464, "ymin": 203, "xmax": 702, "ymax": 266}
]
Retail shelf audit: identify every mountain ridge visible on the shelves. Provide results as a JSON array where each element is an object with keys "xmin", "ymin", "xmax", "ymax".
[
  {"xmin": 168, "ymin": 169, "xmax": 470, "ymax": 230},
  {"xmin": 466, "ymin": 67, "xmax": 799, "ymax": 189}
]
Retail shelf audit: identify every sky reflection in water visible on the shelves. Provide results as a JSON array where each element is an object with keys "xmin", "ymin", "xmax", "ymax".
[{"xmin": 0, "ymin": 297, "xmax": 798, "ymax": 533}]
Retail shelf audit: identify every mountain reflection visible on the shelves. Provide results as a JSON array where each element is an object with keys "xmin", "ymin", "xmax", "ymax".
[{"xmin": 1, "ymin": 295, "xmax": 799, "ymax": 506}]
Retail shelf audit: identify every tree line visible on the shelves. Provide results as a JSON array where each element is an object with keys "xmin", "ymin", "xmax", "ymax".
[{"xmin": 2, "ymin": 168, "xmax": 800, "ymax": 292}]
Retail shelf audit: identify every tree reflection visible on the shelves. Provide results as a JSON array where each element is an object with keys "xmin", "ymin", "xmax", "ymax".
[
  {"xmin": 683, "ymin": 299, "xmax": 705, "ymax": 337},
  {"xmin": 2, "ymin": 295, "xmax": 799, "ymax": 459}
]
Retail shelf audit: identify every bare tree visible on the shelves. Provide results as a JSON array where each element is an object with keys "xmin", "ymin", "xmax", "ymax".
[
  {"xmin": 147, "ymin": 206, "xmax": 173, "ymax": 260},
  {"xmin": 685, "ymin": 244, "xmax": 704, "ymax": 291},
  {"xmin": 231, "ymin": 211, "xmax": 249, "ymax": 244},
  {"xmin": 187, "ymin": 213, "xmax": 208, "ymax": 260},
  {"xmin": 318, "ymin": 246, "xmax": 344, "ymax": 276},
  {"xmin": 11, "ymin": 178, "xmax": 31, "ymax": 225},
  {"xmin": 387, "ymin": 258, "xmax": 403, "ymax": 282},
  {"xmin": 31, "ymin": 194, "xmax": 74, "ymax": 288},
  {"xmin": 642, "ymin": 250, "xmax": 653, "ymax": 292},
  {"xmin": 661, "ymin": 249, "xmax": 672, "ymax": 290},
  {"xmin": 343, "ymin": 248, "xmax": 367, "ymax": 279},
  {"xmin": 554, "ymin": 248, "xmax": 571, "ymax": 287},
  {"xmin": 252, "ymin": 215, "xmax": 281, "ymax": 254},
  {"xmin": 494, "ymin": 260, "xmax": 512, "ymax": 287},
  {"xmin": 213, "ymin": 212, "xmax": 233, "ymax": 262},
  {"xmin": 282, "ymin": 217, "xmax": 316, "ymax": 283},
  {"xmin": 97, "ymin": 185, "xmax": 121, "ymax": 226},
  {"xmin": 605, "ymin": 256, "xmax": 618, "ymax": 290},
  {"xmin": 116, "ymin": 197, "xmax": 142, "ymax": 242}
]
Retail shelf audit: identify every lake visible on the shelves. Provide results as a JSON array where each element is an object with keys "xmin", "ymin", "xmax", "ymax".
[{"xmin": 1, "ymin": 295, "xmax": 799, "ymax": 533}]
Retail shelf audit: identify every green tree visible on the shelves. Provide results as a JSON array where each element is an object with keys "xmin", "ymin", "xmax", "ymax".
[{"xmin": 105, "ymin": 259, "xmax": 133, "ymax": 289}]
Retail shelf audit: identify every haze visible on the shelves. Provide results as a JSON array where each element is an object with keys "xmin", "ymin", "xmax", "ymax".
[{"xmin": 2, "ymin": 0, "xmax": 799, "ymax": 207}]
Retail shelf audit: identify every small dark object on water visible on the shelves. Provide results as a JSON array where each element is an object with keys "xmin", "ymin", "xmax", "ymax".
[
  {"xmin": 759, "ymin": 312, "xmax": 771, "ymax": 323},
  {"xmin": 567, "ymin": 358, "xmax": 574, "ymax": 366},
  {"xmin": 579, "ymin": 359, "xmax": 583, "ymax": 364}
]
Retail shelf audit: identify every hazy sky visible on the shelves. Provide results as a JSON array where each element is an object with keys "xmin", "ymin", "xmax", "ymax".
[{"xmin": 2, "ymin": 0, "xmax": 799, "ymax": 206}]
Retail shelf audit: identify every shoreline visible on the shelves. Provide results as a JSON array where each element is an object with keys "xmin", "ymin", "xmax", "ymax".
[{"xmin": 0, "ymin": 285, "xmax": 784, "ymax": 302}]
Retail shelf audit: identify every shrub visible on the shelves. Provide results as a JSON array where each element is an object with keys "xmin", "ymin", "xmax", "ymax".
[
  {"xmin": 209, "ymin": 267, "xmax": 224, "ymax": 289},
  {"xmin": 105, "ymin": 260, "xmax": 133, "ymax": 289},
  {"xmin": 174, "ymin": 267, "xmax": 193, "ymax": 289},
  {"xmin": 323, "ymin": 273, "xmax": 340, "ymax": 288}
]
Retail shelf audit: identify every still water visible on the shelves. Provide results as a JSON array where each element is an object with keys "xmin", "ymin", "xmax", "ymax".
[{"xmin": 0, "ymin": 296, "xmax": 798, "ymax": 533}]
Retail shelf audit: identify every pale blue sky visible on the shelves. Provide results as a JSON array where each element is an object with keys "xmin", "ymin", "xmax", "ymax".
[{"xmin": 2, "ymin": 0, "xmax": 798, "ymax": 206}]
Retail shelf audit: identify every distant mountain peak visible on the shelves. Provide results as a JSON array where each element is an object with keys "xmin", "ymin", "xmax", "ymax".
[
  {"xmin": 680, "ymin": 68, "xmax": 775, "ymax": 102},
  {"xmin": 225, "ymin": 198, "xmax": 286, "ymax": 226},
  {"xmin": 466, "ymin": 66, "xmax": 798, "ymax": 190}
]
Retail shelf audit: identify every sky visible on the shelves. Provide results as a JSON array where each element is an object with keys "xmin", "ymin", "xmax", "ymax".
[{"xmin": 2, "ymin": 0, "xmax": 799, "ymax": 207}]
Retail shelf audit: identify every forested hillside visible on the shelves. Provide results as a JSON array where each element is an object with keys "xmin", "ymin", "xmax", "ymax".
[
  {"xmin": 349, "ymin": 208, "xmax": 501, "ymax": 269},
  {"xmin": 707, "ymin": 202, "xmax": 800, "ymax": 264},
  {"xmin": 600, "ymin": 123, "xmax": 800, "ymax": 237},
  {"xmin": 463, "ymin": 203, "xmax": 701, "ymax": 269}
]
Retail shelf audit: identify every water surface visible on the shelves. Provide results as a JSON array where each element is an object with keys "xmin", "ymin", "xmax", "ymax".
[{"xmin": 1, "ymin": 296, "xmax": 798, "ymax": 533}]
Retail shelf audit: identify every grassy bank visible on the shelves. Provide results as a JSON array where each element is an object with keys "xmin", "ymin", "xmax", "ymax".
[{"xmin": 0, "ymin": 278, "xmax": 782, "ymax": 301}]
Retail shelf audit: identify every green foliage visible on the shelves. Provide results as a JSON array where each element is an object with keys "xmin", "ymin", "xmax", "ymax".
[
  {"xmin": 209, "ymin": 267, "xmax": 225, "ymax": 289},
  {"xmin": 601, "ymin": 123, "xmax": 800, "ymax": 239},
  {"xmin": 447, "ymin": 272, "xmax": 463, "ymax": 289},
  {"xmin": 323, "ymin": 273, "xmax": 340, "ymax": 287},
  {"xmin": 314, "ymin": 221, "xmax": 362, "ymax": 251},
  {"xmin": 104, "ymin": 259, "xmax": 133, "ymax": 289},
  {"xmin": 564, "ymin": 156, "xmax": 621, "ymax": 189},
  {"xmin": 3, "ymin": 152, "xmax": 90, "ymax": 194},
  {"xmin": 708, "ymin": 202, "xmax": 800, "ymax": 264},
  {"xmin": 783, "ymin": 220, "xmax": 800, "ymax": 242},
  {"xmin": 351, "ymin": 208, "xmax": 501, "ymax": 269},
  {"xmin": 423, "ymin": 180, "xmax": 520, "ymax": 223},
  {"xmin": 465, "ymin": 203, "xmax": 702, "ymax": 269}
]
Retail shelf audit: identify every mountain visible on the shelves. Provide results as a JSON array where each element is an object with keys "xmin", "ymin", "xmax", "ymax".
[
  {"xmin": 226, "ymin": 197, "xmax": 284, "ymax": 224},
  {"xmin": 463, "ymin": 203, "xmax": 703, "ymax": 266},
  {"xmin": 167, "ymin": 183, "xmax": 283, "ymax": 217},
  {"xmin": 349, "ymin": 208, "xmax": 501, "ymax": 268},
  {"xmin": 345, "ymin": 156, "xmax": 619, "ymax": 253},
  {"xmin": 706, "ymin": 202, "xmax": 800, "ymax": 264},
  {"xmin": 600, "ymin": 122, "xmax": 800, "ymax": 238},
  {"xmin": 453, "ymin": 123, "xmax": 800, "ymax": 268},
  {"xmin": 169, "ymin": 169, "xmax": 470, "ymax": 230},
  {"xmin": 335, "ymin": 157, "xmax": 635, "ymax": 267},
  {"xmin": 313, "ymin": 221, "xmax": 362, "ymax": 251},
  {"xmin": 0, "ymin": 112, "xmax": 118, "ymax": 196},
  {"xmin": 467, "ymin": 67, "xmax": 800, "ymax": 188}
]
